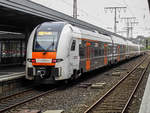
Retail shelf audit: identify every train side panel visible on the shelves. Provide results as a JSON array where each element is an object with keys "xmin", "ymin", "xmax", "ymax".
[
  {"xmin": 55, "ymin": 25, "xmax": 81, "ymax": 80},
  {"xmin": 78, "ymin": 29, "xmax": 113, "ymax": 73}
]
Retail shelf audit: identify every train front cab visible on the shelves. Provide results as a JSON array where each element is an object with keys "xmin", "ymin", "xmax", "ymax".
[{"xmin": 26, "ymin": 22, "xmax": 80, "ymax": 84}]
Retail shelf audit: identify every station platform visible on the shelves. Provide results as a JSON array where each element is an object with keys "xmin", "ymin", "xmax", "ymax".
[
  {"xmin": 139, "ymin": 73, "xmax": 150, "ymax": 113},
  {"xmin": 0, "ymin": 66, "xmax": 25, "ymax": 82},
  {"xmin": 0, "ymin": 66, "xmax": 26, "ymax": 94}
]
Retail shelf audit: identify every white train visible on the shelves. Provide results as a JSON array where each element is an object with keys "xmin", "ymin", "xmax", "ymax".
[{"xmin": 26, "ymin": 22, "xmax": 142, "ymax": 84}]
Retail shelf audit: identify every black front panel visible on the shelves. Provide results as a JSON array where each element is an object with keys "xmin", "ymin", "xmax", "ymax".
[
  {"xmin": 35, "ymin": 66, "xmax": 58, "ymax": 80},
  {"xmin": 27, "ymin": 67, "xmax": 33, "ymax": 77}
]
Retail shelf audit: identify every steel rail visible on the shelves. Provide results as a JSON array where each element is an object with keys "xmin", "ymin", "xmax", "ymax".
[
  {"xmin": 0, "ymin": 88, "xmax": 33, "ymax": 100},
  {"xmin": 84, "ymin": 56, "xmax": 147, "ymax": 113},
  {"xmin": 121, "ymin": 60, "xmax": 150, "ymax": 113},
  {"xmin": 0, "ymin": 88, "xmax": 57, "ymax": 112}
]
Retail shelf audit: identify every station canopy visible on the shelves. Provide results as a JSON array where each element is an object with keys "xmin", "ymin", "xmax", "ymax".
[{"xmin": 0, "ymin": 0, "xmax": 124, "ymax": 39}]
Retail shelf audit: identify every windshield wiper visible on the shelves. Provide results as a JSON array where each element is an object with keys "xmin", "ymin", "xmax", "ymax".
[{"xmin": 43, "ymin": 37, "xmax": 55, "ymax": 55}]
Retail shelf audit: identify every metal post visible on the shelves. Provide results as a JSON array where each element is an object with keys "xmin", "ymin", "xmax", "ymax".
[
  {"xmin": 73, "ymin": 0, "xmax": 77, "ymax": 18},
  {"xmin": 121, "ymin": 17, "xmax": 136, "ymax": 39},
  {"xmin": 114, "ymin": 9, "xmax": 117, "ymax": 33},
  {"xmin": 130, "ymin": 22, "xmax": 138, "ymax": 38},
  {"xmin": 127, "ymin": 21, "xmax": 129, "ymax": 39}
]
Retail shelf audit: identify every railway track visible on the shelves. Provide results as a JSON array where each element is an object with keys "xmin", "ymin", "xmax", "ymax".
[
  {"xmin": 0, "ymin": 55, "xmax": 147, "ymax": 113},
  {"xmin": 84, "ymin": 55, "xmax": 150, "ymax": 113},
  {"xmin": 0, "ymin": 86, "xmax": 58, "ymax": 113}
]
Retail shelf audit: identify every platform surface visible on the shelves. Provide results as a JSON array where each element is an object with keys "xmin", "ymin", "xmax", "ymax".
[
  {"xmin": 139, "ymin": 73, "xmax": 150, "ymax": 113},
  {"xmin": 0, "ymin": 66, "xmax": 25, "ymax": 82},
  {"xmin": 0, "ymin": 66, "xmax": 25, "ymax": 75}
]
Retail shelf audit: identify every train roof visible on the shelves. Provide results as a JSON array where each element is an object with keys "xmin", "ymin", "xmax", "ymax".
[
  {"xmin": 51, "ymin": 22, "xmax": 139, "ymax": 46},
  {"xmin": 126, "ymin": 40, "xmax": 138, "ymax": 46},
  {"xmin": 79, "ymin": 28, "xmax": 112, "ymax": 43},
  {"xmin": 72, "ymin": 25, "xmax": 128, "ymax": 45},
  {"xmin": 112, "ymin": 35, "xmax": 126, "ymax": 45}
]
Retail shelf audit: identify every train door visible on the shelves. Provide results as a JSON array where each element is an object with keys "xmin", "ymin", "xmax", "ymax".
[
  {"xmin": 117, "ymin": 45, "xmax": 120, "ymax": 61},
  {"xmin": 86, "ymin": 42, "xmax": 91, "ymax": 71},
  {"xmin": 69, "ymin": 39, "xmax": 79, "ymax": 70},
  {"xmin": 104, "ymin": 44, "xmax": 108, "ymax": 65}
]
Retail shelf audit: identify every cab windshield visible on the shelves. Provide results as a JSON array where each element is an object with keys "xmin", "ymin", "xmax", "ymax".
[{"xmin": 33, "ymin": 22, "xmax": 65, "ymax": 52}]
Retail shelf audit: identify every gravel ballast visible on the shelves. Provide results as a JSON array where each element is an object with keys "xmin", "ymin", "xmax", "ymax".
[{"xmin": 4, "ymin": 55, "xmax": 149, "ymax": 113}]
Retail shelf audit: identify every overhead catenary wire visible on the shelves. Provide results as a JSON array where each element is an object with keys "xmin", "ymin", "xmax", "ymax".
[
  {"xmin": 60, "ymin": 0, "xmax": 106, "ymax": 25},
  {"xmin": 122, "ymin": 0, "xmax": 136, "ymax": 17},
  {"xmin": 121, "ymin": 0, "xmax": 142, "ymax": 38},
  {"xmin": 104, "ymin": 7, "xmax": 127, "ymax": 33}
]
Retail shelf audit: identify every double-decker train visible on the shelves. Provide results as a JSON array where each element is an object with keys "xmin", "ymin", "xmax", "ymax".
[{"xmin": 26, "ymin": 22, "xmax": 142, "ymax": 84}]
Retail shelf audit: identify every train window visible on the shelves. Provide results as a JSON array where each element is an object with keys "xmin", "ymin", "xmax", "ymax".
[
  {"xmin": 94, "ymin": 48, "xmax": 99, "ymax": 57},
  {"xmin": 79, "ymin": 48, "xmax": 85, "ymax": 58},
  {"xmin": 99, "ymin": 49, "xmax": 101, "ymax": 56},
  {"xmin": 90, "ymin": 47, "xmax": 93, "ymax": 58},
  {"xmin": 100, "ymin": 43, "xmax": 104, "ymax": 56},
  {"xmin": 79, "ymin": 43, "xmax": 85, "ymax": 58},
  {"xmin": 71, "ymin": 40, "xmax": 76, "ymax": 51},
  {"xmin": 34, "ymin": 32, "xmax": 58, "ymax": 52}
]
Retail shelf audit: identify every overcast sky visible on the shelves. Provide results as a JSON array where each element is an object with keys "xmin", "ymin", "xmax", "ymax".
[{"xmin": 31, "ymin": 0, "xmax": 150, "ymax": 38}]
